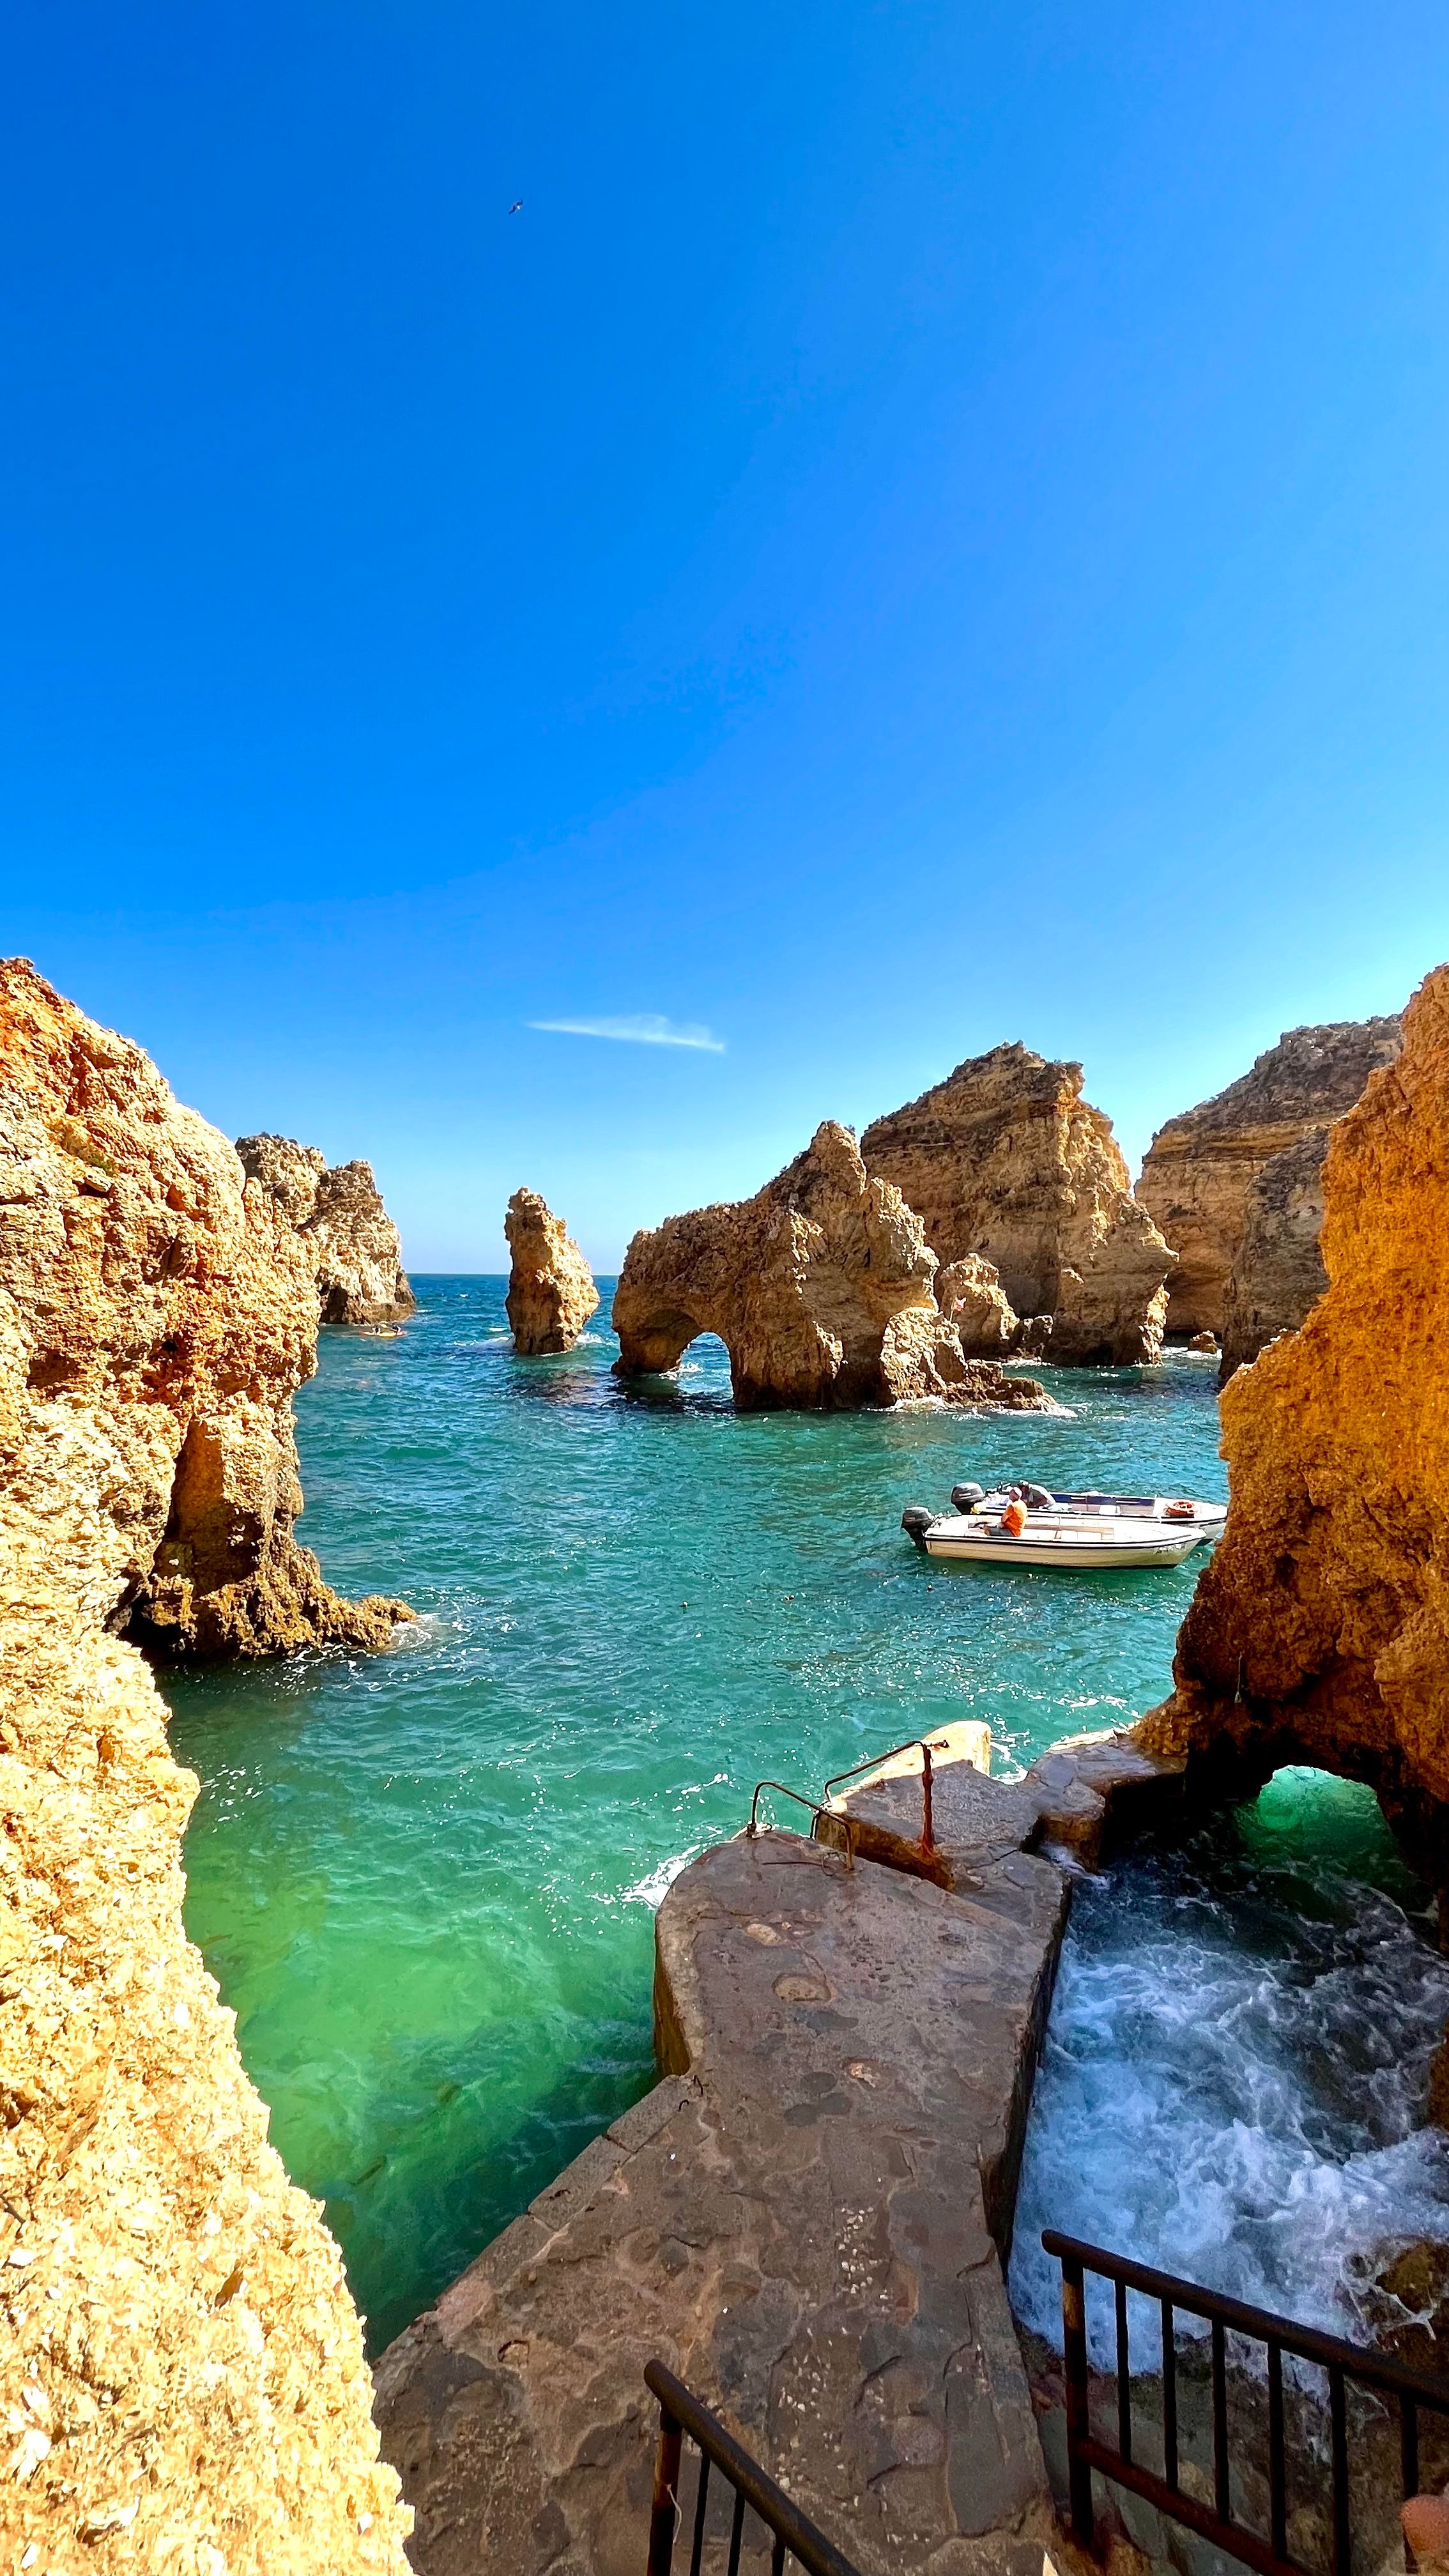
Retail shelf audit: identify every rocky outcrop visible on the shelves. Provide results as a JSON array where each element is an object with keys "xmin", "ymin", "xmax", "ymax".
[
  {"xmin": 0, "ymin": 960, "xmax": 410, "ymax": 2570},
  {"xmin": 1137, "ymin": 1015, "xmax": 1402, "ymax": 1338},
  {"xmin": 504, "ymin": 1188, "xmax": 599, "ymax": 1354},
  {"xmin": 1139, "ymin": 966, "xmax": 1449, "ymax": 1859},
  {"xmin": 611, "ymin": 1120, "xmax": 1050, "ymax": 1411},
  {"xmin": 237, "ymin": 1135, "xmax": 415, "ymax": 1324},
  {"xmin": 1218, "ymin": 1128, "xmax": 1333, "ymax": 1383},
  {"xmin": 936, "ymin": 1252, "xmax": 1020, "ymax": 1355},
  {"xmin": 861, "ymin": 1044, "xmax": 1174, "ymax": 1365}
]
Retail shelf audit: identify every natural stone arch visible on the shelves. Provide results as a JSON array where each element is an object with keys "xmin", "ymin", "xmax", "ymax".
[{"xmin": 611, "ymin": 1120, "xmax": 1048, "ymax": 1414}]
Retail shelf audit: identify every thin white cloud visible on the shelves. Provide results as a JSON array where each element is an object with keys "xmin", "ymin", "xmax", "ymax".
[{"xmin": 527, "ymin": 1013, "xmax": 725, "ymax": 1054}]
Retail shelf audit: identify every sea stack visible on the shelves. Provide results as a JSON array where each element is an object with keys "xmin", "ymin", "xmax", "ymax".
[
  {"xmin": 611, "ymin": 1119, "xmax": 1050, "ymax": 1411},
  {"xmin": 1137, "ymin": 1015, "xmax": 1402, "ymax": 1347},
  {"xmin": 1138, "ymin": 964, "xmax": 1449, "ymax": 1852},
  {"xmin": 505, "ymin": 1188, "xmax": 599, "ymax": 1354},
  {"xmin": 861, "ymin": 1043, "xmax": 1175, "ymax": 1365},
  {"xmin": 236, "ymin": 1133, "xmax": 415, "ymax": 1324},
  {"xmin": 0, "ymin": 960, "xmax": 411, "ymax": 2570}
]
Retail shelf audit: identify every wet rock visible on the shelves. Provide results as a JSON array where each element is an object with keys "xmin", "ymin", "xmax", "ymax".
[
  {"xmin": 612, "ymin": 1119, "xmax": 1052, "ymax": 1412},
  {"xmin": 238, "ymin": 1132, "xmax": 415, "ymax": 1322},
  {"xmin": 937, "ymin": 1253, "xmax": 1021, "ymax": 1356},
  {"xmin": 1188, "ymin": 1331, "xmax": 1218, "ymax": 1354},
  {"xmin": 862, "ymin": 1044, "xmax": 1173, "ymax": 1365},
  {"xmin": 1137, "ymin": 1016, "xmax": 1402, "ymax": 1339},
  {"xmin": 1347, "ymin": 2237, "xmax": 1449, "ymax": 2377},
  {"xmin": 503, "ymin": 1186, "xmax": 599, "ymax": 1354}
]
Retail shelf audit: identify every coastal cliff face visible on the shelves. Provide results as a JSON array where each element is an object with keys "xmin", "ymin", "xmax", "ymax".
[
  {"xmin": 237, "ymin": 1134, "xmax": 415, "ymax": 1325},
  {"xmin": 1218, "ymin": 1129, "xmax": 1335, "ymax": 1384},
  {"xmin": 1140, "ymin": 966, "xmax": 1449, "ymax": 1848},
  {"xmin": 1137, "ymin": 1016, "xmax": 1402, "ymax": 1338},
  {"xmin": 504, "ymin": 1188, "xmax": 599, "ymax": 1354},
  {"xmin": 612, "ymin": 1119, "xmax": 1049, "ymax": 1411},
  {"xmin": 0, "ymin": 961, "xmax": 411, "ymax": 2570},
  {"xmin": 861, "ymin": 1043, "xmax": 1174, "ymax": 1364}
]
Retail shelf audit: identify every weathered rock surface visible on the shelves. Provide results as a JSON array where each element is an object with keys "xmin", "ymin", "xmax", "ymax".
[
  {"xmin": 937, "ymin": 1253, "xmax": 1020, "ymax": 1356},
  {"xmin": 504, "ymin": 1187, "xmax": 599, "ymax": 1354},
  {"xmin": 1137, "ymin": 1015, "xmax": 1402, "ymax": 1338},
  {"xmin": 1218, "ymin": 1128, "xmax": 1334, "ymax": 1383},
  {"xmin": 0, "ymin": 960, "xmax": 410, "ymax": 2570},
  {"xmin": 238, "ymin": 1133, "xmax": 415, "ymax": 1324},
  {"xmin": 612, "ymin": 1119, "xmax": 1051, "ymax": 1412},
  {"xmin": 1138, "ymin": 966, "xmax": 1449, "ymax": 1855},
  {"xmin": 861, "ymin": 1046, "xmax": 1174, "ymax": 1365},
  {"xmin": 375, "ymin": 1829, "xmax": 1066, "ymax": 2576}
]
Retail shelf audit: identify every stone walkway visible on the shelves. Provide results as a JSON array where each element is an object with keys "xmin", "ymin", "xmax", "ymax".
[{"xmin": 374, "ymin": 1735, "xmax": 1183, "ymax": 2576}]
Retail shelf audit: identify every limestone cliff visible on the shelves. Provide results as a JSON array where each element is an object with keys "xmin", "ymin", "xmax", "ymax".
[
  {"xmin": 0, "ymin": 960, "xmax": 411, "ymax": 2570},
  {"xmin": 504, "ymin": 1188, "xmax": 599, "ymax": 1354},
  {"xmin": 861, "ymin": 1043, "xmax": 1174, "ymax": 1365},
  {"xmin": 1218, "ymin": 1128, "xmax": 1335, "ymax": 1384},
  {"xmin": 612, "ymin": 1119, "xmax": 1049, "ymax": 1411},
  {"xmin": 1138, "ymin": 1015, "xmax": 1402, "ymax": 1338},
  {"xmin": 1140, "ymin": 966, "xmax": 1449, "ymax": 1854},
  {"xmin": 237, "ymin": 1135, "xmax": 415, "ymax": 1325}
]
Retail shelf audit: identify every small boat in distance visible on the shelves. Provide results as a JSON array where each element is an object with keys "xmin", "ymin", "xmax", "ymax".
[{"xmin": 900, "ymin": 1480, "xmax": 1225, "ymax": 1570}]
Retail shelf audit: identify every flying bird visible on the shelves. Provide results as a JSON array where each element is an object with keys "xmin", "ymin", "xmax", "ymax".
[{"xmin": 509, "ymin": 200, "xmax": 523, "ymax": 214}]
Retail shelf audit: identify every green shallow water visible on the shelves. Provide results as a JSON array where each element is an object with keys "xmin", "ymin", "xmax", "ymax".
[{"xmin": 159, "ymin": 1276, "xmax": 1226, "ymax": 2353}]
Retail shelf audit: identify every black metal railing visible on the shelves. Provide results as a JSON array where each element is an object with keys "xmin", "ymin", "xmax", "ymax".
[
  {"xmin": 645, "ymin": 2361, "xmax": 864, "ymax": 2576},
  {"xmin": 1045, "ymin": 2228, "xmax": 1449, "ymax": 2576},
  {"xmin": 747, "ymin": 1730, "xmax": 956, "ymax": 1867}
]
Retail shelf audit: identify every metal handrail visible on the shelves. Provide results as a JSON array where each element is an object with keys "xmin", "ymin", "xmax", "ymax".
[
  {"xmin": 821, "ymin": 1733, "xmax": 940, "ymax": 1856},
  {"xmin": 746, "ymin": 1779, "xmax": 857, "ymax": 1866},
  {"xmin": 645, "ymin": 2361, "xmax": 864, "ymax": 2576},
  {"xmin": 1045, "ymin": 2228, "xmax": 1449, "ymax": 2576}
]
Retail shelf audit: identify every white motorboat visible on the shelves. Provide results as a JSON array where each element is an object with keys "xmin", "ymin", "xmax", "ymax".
[{"xmin": 900, "ymin": 1480, "xmax": 1224, "ymax": 1570}]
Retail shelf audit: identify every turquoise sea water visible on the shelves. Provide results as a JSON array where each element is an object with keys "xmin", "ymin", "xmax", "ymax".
[{"xmin": 160, "ymin": 1275, "xmax": 1227, "ymax": 2354}]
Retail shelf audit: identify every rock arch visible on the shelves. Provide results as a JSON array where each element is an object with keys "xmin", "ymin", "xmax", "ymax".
[{"xmin": 611, "ymin": 1121, "xmax": 1048, "ymax": 1413}]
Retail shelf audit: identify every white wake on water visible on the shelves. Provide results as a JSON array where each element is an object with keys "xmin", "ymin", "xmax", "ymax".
[{"xmin": 1009, "ymin": 1779, "xmax": 1449, "ymax": 2368}]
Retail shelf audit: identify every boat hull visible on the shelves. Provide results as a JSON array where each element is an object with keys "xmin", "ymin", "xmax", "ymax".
[{"xmin": 919, "ymin": 1521, "xmax": 1208, "ymax": 1569}]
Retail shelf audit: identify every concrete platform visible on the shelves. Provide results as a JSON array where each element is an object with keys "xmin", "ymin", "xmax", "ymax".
[{"xmin": 375, "ymin": 1830, "xmax": 1068, "ymax": 2576}]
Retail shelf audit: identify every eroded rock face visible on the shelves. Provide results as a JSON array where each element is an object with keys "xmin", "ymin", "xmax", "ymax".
[
  {"xmin": 1, "ymin": 966, "xmax": 413, "ymax": 1661},
  {"xmin": 237, "ymin": 1133, "xmax": 415, "ymax": 1324},
  {"xmin": 1138, "ymin": 1015, "xmax": 1402, "ymax": 1337},
  {"xmin": 861, "ymin": 1043, "xmax": 1174, "ymax": 1365},
  {"xmin": 504, "ymin": 1188, "xmax": 599, "ymax": 1354},
  {"xmin": 0, "ymin": 960, "xmax": 410, "ymax": 2570},
  {"xmin": 1218, "ymin": 1128, "xmax": 1333, "ymax": 1383},
  {"xmin": 611, "ymin": 1119, "xmax": 1049, "ymax": 1411},
  {"xmin": 1139, "ymin": 966, "xmax": 1449, "ymax": 1856}
]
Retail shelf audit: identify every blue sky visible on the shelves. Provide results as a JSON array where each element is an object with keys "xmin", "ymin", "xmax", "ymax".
[{"xmin": 4, "ymin": 0, "xmax": 1448, "ymax": 1269}]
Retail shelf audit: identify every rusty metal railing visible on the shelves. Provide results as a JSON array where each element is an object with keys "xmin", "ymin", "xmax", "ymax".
[
  {"xmin": 1045, "ymin": 2228, "xmax": 1449, "ymax": 2576},
  {"xmin": 645, "ymin": 2361, "xmax": 864, "ymax": 2576}
]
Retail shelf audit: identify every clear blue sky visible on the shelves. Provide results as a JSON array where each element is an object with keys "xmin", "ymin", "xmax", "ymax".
[{"xmin": 5, "ymin": 0, "xmax": 1448, "ymax": 1269}]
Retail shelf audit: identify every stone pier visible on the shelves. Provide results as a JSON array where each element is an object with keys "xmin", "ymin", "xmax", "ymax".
[{"xmin": 374, "ymin": 1733, "xmax": 1183, "ymax": 2576}]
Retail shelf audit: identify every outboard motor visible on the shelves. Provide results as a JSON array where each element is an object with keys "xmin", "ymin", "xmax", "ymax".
[
  {"xmin": 901, "ymin": 1506, "xmax": 935, "ymax": 1548},
  {"xmin": 1021, "ymin": 1482, "xmax": 1055, "ymax": 1511},
  {"xmin": 950, "ymin": 1482, "xmax": 986, "ymax": 1512}
]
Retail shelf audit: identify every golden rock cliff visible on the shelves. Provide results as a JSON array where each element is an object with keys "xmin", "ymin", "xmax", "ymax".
[
  {"xmin": 1138, "ymin": 1015, "xmax": 1402, "ymax": 1340},
  {"xmin": 861, "ymin": 1042, "xmax": 1174, "ymax": 1365},
  {"xmin": 0, "ymin": 960, "xmax": 411, "ymax": 2570},
  {"xmin": 1140, "ymin": 965, "xmax": 1449, "ymax": 1854},
  {"xmin": 504, "ymin": 1186, "xmax": 599, "ymax": 1354},
  {"xmin": 611, "ymin": 1119, "xmax": 1050, "ymax": 1411},
  {"xmin": 237, "ymin": 1133, "xmax": 416, "ymax": 1326}
]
